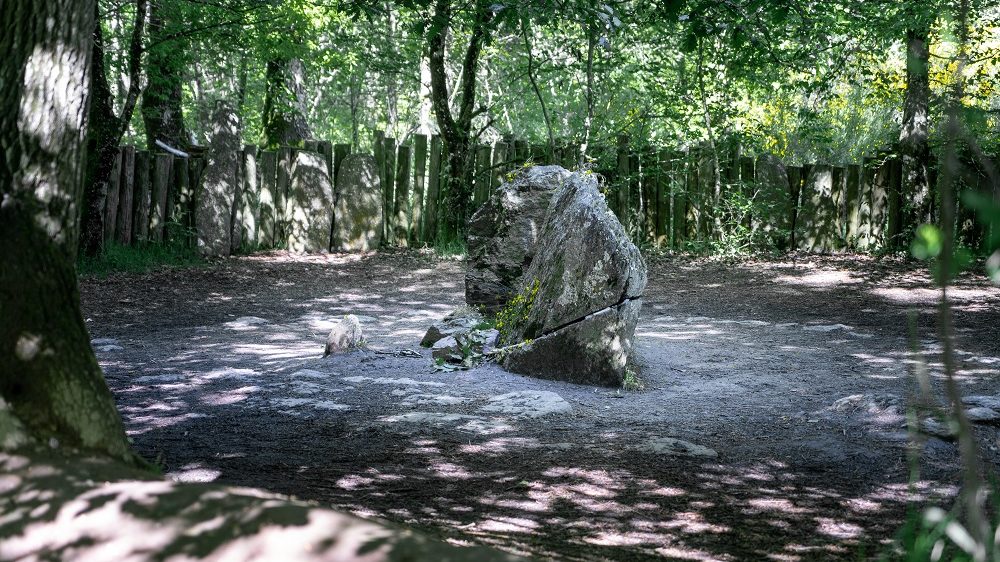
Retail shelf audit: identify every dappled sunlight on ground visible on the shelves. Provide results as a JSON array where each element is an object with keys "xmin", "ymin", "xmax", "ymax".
[
  {"xmin": 0, "ymin": 451, "xmax": 514, "ymax": 562},
  {"xmin": 69, "ymin": 252, "xmax": 1000, "ymax": 560}
]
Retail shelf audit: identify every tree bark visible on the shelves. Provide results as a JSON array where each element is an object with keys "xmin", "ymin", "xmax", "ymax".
[
  {"xmin": 426, "ymin": 0, "xmax": 494, "ymax": 240},
  {"xmin": 522, "ymin": 21, "xmax": 555, "ymax": 157},
  {"xmin": 580, "ymin": 22, "xmax": 596, "ymax": 166},
  {"xmin": 80, "ymin": 0, "xmax": 147, "ymax": 257},
  {"xmin": 697, "ymin": 39, "xmax": 723, "ymax": 239},
  {"xmin": 899, "ymin": 25, "xmax": 932, "ymax": 237},
  {"xmin": 141, "ymin": 0, "xmax": 189, "ymax": 152},
  {"xmin": 262, "ymin": 57, "xmax": 313, "ymax": 147},
  {"xmin": 0, "ymin": 0, "xmax": 136, "ymax": 462}
]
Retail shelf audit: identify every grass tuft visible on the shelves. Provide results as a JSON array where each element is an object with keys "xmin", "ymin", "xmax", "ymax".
[{"xmin": 78, "ymin": 242, "xmax": 204, "ymax": 277}]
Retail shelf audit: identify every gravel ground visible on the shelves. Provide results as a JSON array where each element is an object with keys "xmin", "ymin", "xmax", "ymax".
[{"xmin": 80, "ymin": 250, "xmax": 1000, "ymax": 561}]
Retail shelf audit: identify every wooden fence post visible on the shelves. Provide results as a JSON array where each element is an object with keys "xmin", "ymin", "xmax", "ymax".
[
  {"xmin": 530, "ymin": 143, "xmax": 545, "ymax": 164},
  {"xmin": 383, "ymin": 137, "xmax": 397, "ymax": 242},
  {"xmin": 317, "ymin": 141, "xmax": 333, "ymax": 179},
  {"xmin": 697, "ymin": 147, "xmax": 715, "ymax": 240},
  {"xmin": 275, "ymin": 147, "xmax": 293, "ymax": 243},
  {"xmin": 845, "ymin": 164, "xmax": 862, "ymax": 247},
  {"xmin": 411, "ymin": 135, "xmax": 428, "ymax": 244},
  {"xmin": 133, "ymin": 150, "xmax": 151, "ymax": 243},
  {"xmin": 394, "ymin": 143, "xmax": 412, "ymax": 246},
  {"xmin": 241, "ymin": 145, "xmax": 259, "ymax": 250},
  {"xmin": 492, "ymin": 140, "xmax": 508, "ymax": 189},
  {"xmin": 685, "ymin": 148, "xmax": 701, "ymax": 241},
  {"xmin": 641, "ymin": 149, "xmax": 657, "ymax": 244},
  {"xmin": 150, "ymin": 153, "xmax": 173, "ymax": 243},
  {"xmin": 333, "ymin": 144, "xmax": 351, "ymax": 186},
  {"xmin": 673, "ymin": 151, "xmax": 689, "ymax": 246},
  {"xmin": 116, "ymin": 146, "xmax": 135, "ymax": 245},
  {"xmin": 474, "ymin": 144, "xmax": 491, "ymax": 208},
  {"xmin": 788, "ymin": 165, "xmax": 807, "ymax": 249},
  {"xmin": 424, "ymin": 135, "xmax": 442, "ymax": 242},
  {"xmin": 739, "ymin": 155, "xmax": 755, "ymax": 229},
  {"xmin": 887, "ymin": 156, "xmax": 903, "ymax": 247},
  {"xmin": 656, "ymin": 148, "xmax": 671, "ymax": 247},
  {"xmin": 104, "ymin": 148, "xmax": 122, "ymax": 242},
  {"xmin": 615, "ymin": 134, "xmax": 630, "ymax": 226},
  {"xmin": 171, "ymin": 157, "xmax": 192, "ymax": 245},
  {"xmin": 259, "ymin": 150, "xmax": 277, "ymax": 248},
  {"xmin": 514, "ymin": 140, "xmax": 529, "ymax": 165},
  {"xmin": 797, "ymin": 164, "xmax": 840, "ymax": 252},
  {"xmin": 831, "ymin": 166, "xmax": 846, "ymax": 249},
  {"xmin": 869, "ymin": 156, "xmax": 891, "ymax": 248}
]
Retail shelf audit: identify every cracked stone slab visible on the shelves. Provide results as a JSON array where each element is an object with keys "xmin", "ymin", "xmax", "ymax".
[
  {"xmin": 479, "ymin": 391, "xmax": 572, "ymax": 418},
  {"xmin": 399, "ymin": 394, "xmax": 471, "ymax": 407},
  {"xmin": 271, "ymin": 398, "xmax": 351, "ymax": 411},
  {"xmin": 636, "ymin": 437, "xmax": 718, "ymax": 458},
  {"xmin": 343, "ymin": 376, "xmax": 445, "ymax": 387},
  {"xmin": 378, "ymin": 412, "xmax": 514, "ymax": 435}
]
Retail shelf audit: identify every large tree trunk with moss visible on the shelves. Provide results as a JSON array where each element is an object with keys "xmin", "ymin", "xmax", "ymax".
[
  {"xmin": 141, "ymin": 0, "xmax": 189, "ymax": 152},
  {"xmin": 427, "ymin": 0, "xmax": 494, "ymax": 241},
  {"xmin": 262, "ymin": 57, "xmax": 313, "ymax": 147},
  {"xmin": 899, "ymin": 25, "xmax": 932, "ymax": 237},
  {"xmin": 79, "ymin": 0, "xmax": 147, "ymax": 257},
  {"xmin": 0, "ymin": 0, "xmax": 136, "ymax": 462}
]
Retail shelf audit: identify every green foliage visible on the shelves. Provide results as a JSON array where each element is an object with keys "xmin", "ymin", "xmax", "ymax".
[
  {"xmin": 886, "ymin": 507, "xmax": 979, "ymax": 562},
  {"xmin": 77, "ymin": 242, "xmax": 203, "ymax": 277},
  {"xmin": 432, "ymin": 238, "xmax": 467, "ymax": 258},
  {"xmin": 621, "ymin": 368, "xmax": 644, "ymax": 391},
  {"xmin": 495, "ymin": 278, "xmax": 540, "ymax": 343},
  {"xmin": 911, "ymin": 224, "xmax": 944, "ymax": 260}
]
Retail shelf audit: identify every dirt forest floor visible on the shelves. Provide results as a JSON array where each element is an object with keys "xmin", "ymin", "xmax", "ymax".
[{"xmin": 79, "ymin": 251, "xmax": 1000, "ymax": 561}]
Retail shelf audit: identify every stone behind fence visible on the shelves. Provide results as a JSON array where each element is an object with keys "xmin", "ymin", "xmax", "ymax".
[
  {"xmin": 287, "ymin": 150, "xmax": 335, "ymax": 253},
  {"xmin": 100, "ymin": 130, "xmax": 998, "ymax": 256},
  {"xmin": 196, "ymin": 102, "xmax": 241, "ymax": 258},
  {"xmin": 332, "ymin": 154, "xmax": 382, "ymax": 252}
]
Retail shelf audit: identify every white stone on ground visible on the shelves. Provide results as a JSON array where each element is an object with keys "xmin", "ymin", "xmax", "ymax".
[
  {"xmin": 480, "ymin": 391, "xmax": 571, "ymax": 418},
  {"xmin": 291, "ymin": 369, "xmax": 328, "ymax": 379},
  {"xmin": 637, "ymin": 437, "xmax": 717, "ymax": 458},
  {"xmin": 400, "ymin": 394, "xmax": 470, "ymax": 407},
  {"xmin": 964, "ymin": 395, "xmax": 1000, "ymax": 411},
  {"xmin": 343, "ymin": 376, "xmax": 445, "ymax": 387},
  {"xmin": 379, "ymin": 412, "xmax": 513, "ymax": 435},
  {"xmin": 223, "ymin": 317, "xmax": 269, "ymax": 330},
  {"xmin": 271, "ymin": 398, "xmax": 351, "ymax": 412},
  {"xmin": 802, "ymin": 324, "xmax": 854, "ymax": 332}
]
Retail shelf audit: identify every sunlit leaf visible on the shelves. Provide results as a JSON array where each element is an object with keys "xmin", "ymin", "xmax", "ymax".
[
  {"xmin": 988, "ymin": 251, "xmax": 1000, "ymax": 285},
  {"xmin": 911, "ymin": 224, "xmax": 942, "ymax": 260}
]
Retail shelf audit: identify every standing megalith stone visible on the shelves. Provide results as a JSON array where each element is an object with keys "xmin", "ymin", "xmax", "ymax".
[
  {"xmin": 332, "ymin": 154, "xmax": 382, "ymax": 252},
  {"xmin": 287, "ymin": 150, "xmax": 335, "ymax": 253},
  {"xmin": 196, "ymin": 101, "xmax": 241, "ymax": 257},
  {"xmin": 499, "ymin": 171, "xmax": 647, "ymax": 387},
  {"xmin": 466, "ymin": 165, "xmax": 571, "ymax": 315}
]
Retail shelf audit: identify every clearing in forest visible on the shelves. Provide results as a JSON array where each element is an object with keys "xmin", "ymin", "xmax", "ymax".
[{"xmin": 79, "ymin": 251, "xmax": 1000, "ymax": 561}]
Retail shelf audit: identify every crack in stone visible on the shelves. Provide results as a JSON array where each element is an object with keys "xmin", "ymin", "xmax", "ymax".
[{"xmin": 533, "ymin": 294, "xmax": 642, "ymax": 340}]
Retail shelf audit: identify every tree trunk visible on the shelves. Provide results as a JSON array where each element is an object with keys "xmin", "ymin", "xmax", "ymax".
[
  {"xmin": 141, "ymin": 0, "xmax": 188, "ymax": 152},
  {"xmin": 899, "ymin": 25, "xmax": 932, "ymax": 237},
  {"xmin": 697, "ymin": 39, "xmax": 723, "ymax": 239},
  {"xmin": 79, "ymin": 9, "xmax": 122, "ymax": 257},
  {"xmin": 0, "ymin": 0, "xmax": 136, "ymax": 463},
  {"xmin": 426, "ymin": 0, "xmax": 494, "ymax": 240},
  {"xmin": 580, "ymin": 22, "xmax": 596, "ymax": 166},
  {"xmin": 262, "ymin": 58, "xmax": 312, "ymax": 147},
  {"xmin": 79, "ymin": 0, "xmax": 147, "ymax": 257},
  {"xmin": 522, "ymin": 21, "xmax": 555, "ymax": 157}
]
